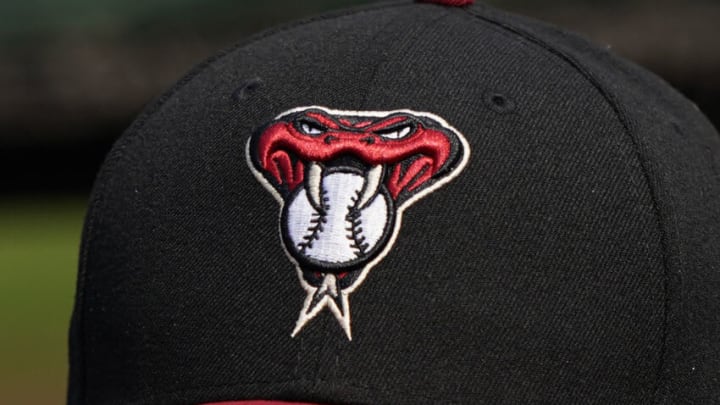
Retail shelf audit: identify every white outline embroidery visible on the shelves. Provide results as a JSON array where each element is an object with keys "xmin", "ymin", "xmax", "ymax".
[{"xmin": 245, "ymin": 106, "xmax": 471, "ymax": 340}]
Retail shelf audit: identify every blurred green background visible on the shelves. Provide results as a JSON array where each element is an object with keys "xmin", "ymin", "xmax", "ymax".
[{"xmin": 1, "ymin": 0, "xmax": 718, "ymax": 403}]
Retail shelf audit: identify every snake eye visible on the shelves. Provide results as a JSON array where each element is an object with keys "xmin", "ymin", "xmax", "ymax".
[
  {"xmin": 296, "ymin": 119, "xmax": 326, "ymax": 136},
  {"xmin": 375, "ymin": 124, "xmax": 414, "ymax": 140}
]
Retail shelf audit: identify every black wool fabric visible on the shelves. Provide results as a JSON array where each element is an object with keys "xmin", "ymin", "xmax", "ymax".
[{"xmin": 68, "ymin": 1, "xmax": 720, "ymax": 404}]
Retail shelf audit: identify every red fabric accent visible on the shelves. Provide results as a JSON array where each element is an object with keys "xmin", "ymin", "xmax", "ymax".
[
  {"xmin": 353, "ymin": 120, "xmax": 373, "ymax": 128},
  {"xmin": 339, "ymin": 119, "xmax": 373, "ymax": 128},
  {"xmin": 305, "ymin": 112, "xmax": 341, "ymax": 129},
  {"xmin": 267, "ymin": 149, "xmax": 304, "ymax": 191},
  {"xmin": 363, "ymin": 115, "xmax": 409, "ymax": 132},
  {"xmin": 387, "ymin": 156, "xmax": 435, "ymax": 200},
  {"xmin": 417, "ymin": 0, "xmax": 474, "ymax": 6},
  {"xmin": 201, "ymin": 402, "xmax": 321, "ymax": 405}
]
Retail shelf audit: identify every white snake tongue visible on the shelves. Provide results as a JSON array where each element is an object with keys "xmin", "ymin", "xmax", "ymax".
[{"xmin": 305, "ymin": 162, "xmax": 383, "ymax": 211}]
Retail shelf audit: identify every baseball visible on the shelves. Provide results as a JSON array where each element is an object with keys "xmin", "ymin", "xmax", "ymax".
[{"xmin": 284, "ymin": 170, "xmax": 391, "ymax": 266}]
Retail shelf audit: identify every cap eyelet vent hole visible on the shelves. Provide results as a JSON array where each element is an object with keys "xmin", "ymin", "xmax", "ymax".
[
  {"xmin": 485, "ymin": 92, "xmax": 516, "ymax": 114},
  {"xmin": 231, "ymin": 77, "xmax": 263, "ymax": 102}
]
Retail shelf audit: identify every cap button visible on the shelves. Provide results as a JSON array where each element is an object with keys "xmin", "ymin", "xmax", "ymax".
[{"xmin": 417, "ymin": 0, "xmax": 474, "ymax": 6}]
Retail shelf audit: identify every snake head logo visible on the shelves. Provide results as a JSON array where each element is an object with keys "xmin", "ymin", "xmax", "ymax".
[{"xmin": 247, "ymin": 106, "xmax": 470, "ymax": 339}]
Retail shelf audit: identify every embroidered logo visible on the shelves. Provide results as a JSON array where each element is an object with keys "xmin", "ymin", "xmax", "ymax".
[{"xmin": 246, "ymin": 106, "xmax": 470, "ymax": 339}]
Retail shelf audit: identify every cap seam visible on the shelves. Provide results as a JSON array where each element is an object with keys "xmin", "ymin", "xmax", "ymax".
[
  {"xmin": 359, "ymin": 6, "xmax": 453, "ymax": 109},
  {"xmin": 310, "ymin": 6, "xmax": 454, "ymax": 389},
  {"xmin": 70, "ymin": 2, "xmax": 417, "ymax": 403},
  {"xmin": 461, "ymin": 6, "xmax": 672, "ymax": 403}
]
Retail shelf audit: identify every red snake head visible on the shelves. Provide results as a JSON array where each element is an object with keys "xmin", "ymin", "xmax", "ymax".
[{"xmin": 248, "ymin": 107, "xmax": 467, "ymax": 208}]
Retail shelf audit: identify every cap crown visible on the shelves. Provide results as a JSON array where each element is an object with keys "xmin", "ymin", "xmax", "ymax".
[{"xmin": 69, "ymin": 1, "xmax": 720, "ymax": 404}]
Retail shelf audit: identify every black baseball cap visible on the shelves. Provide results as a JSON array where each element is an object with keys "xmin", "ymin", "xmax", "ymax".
[{"xmin": 67, "ymin": 0, "xmax": 720, "ymax": 403}]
